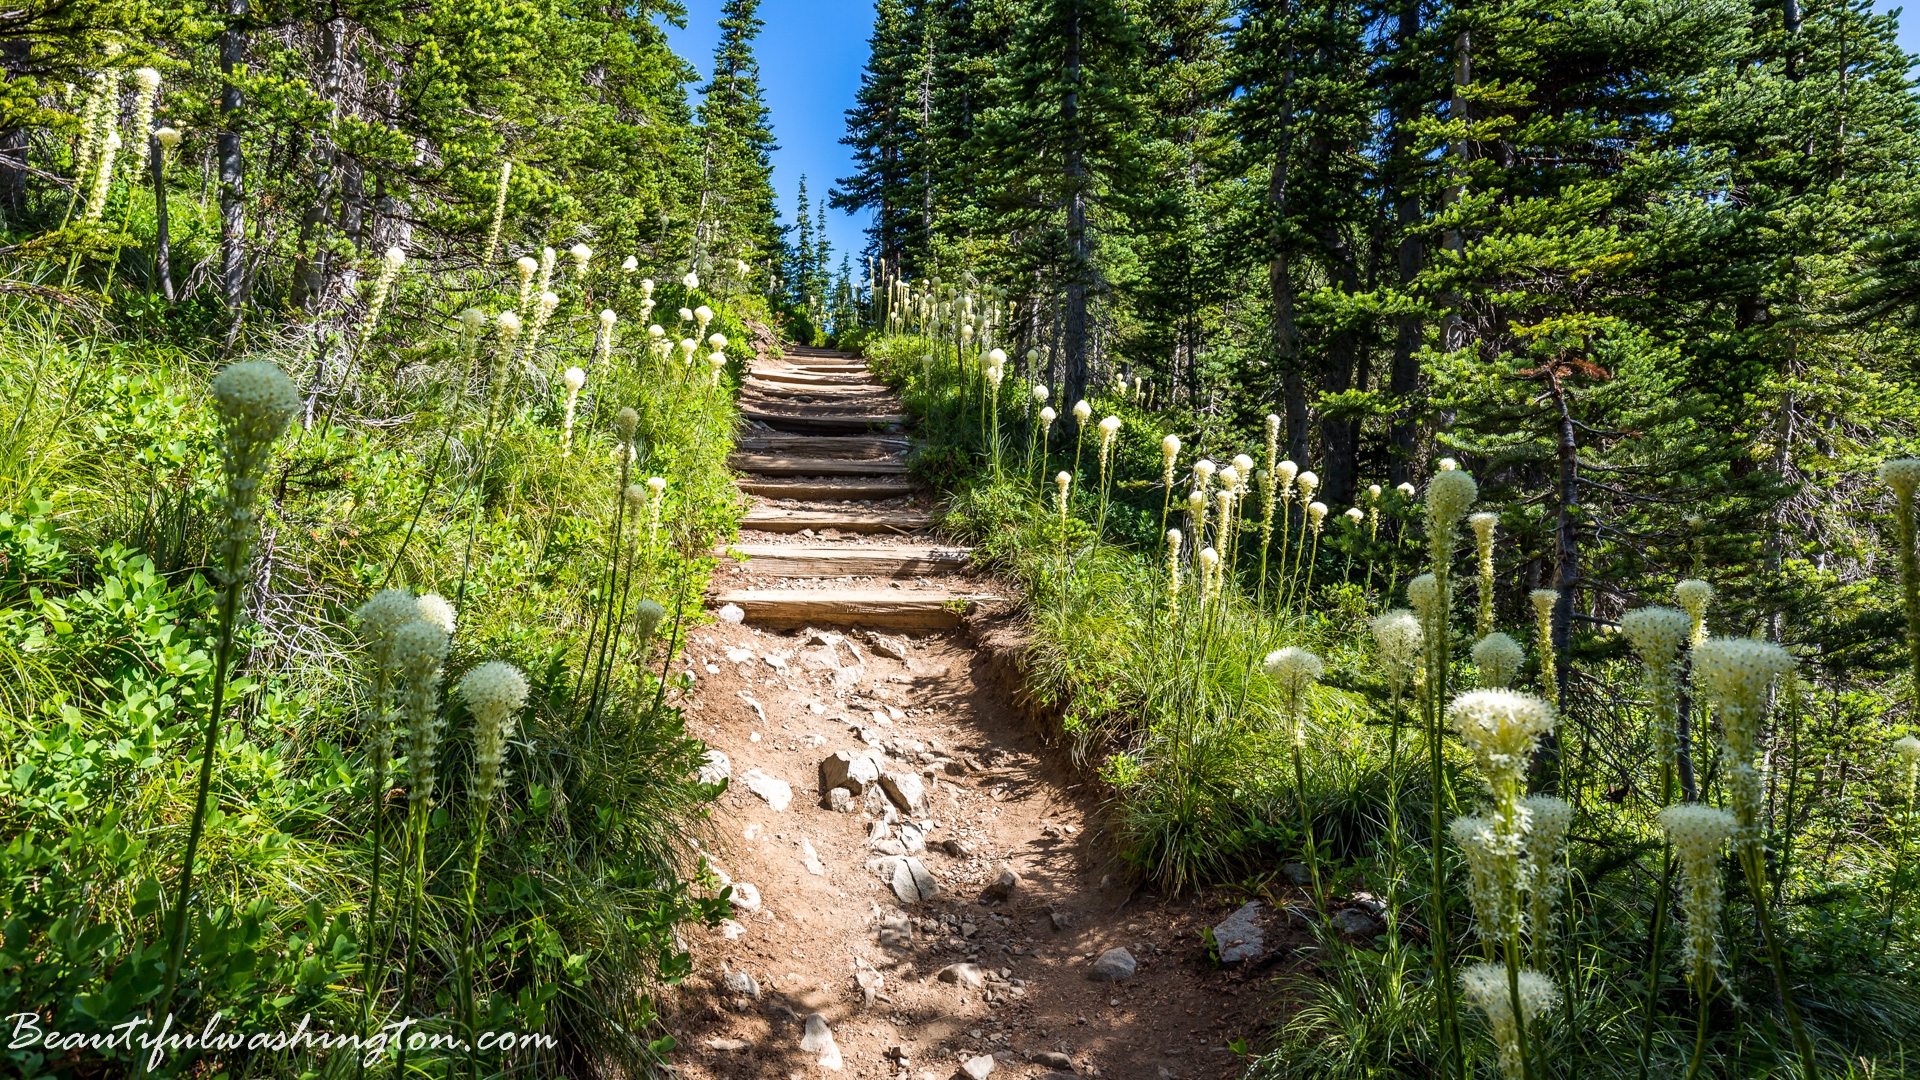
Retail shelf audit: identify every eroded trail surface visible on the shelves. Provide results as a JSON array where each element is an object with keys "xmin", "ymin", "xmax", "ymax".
[{"xmin": 667, "ymin": 347, "xmax": 1279, "ymax": 1080}]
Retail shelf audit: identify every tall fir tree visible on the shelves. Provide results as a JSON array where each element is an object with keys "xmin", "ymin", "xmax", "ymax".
[{"xmin": 696, "ymin": 0, "xmax": 782, "ymax": 274}]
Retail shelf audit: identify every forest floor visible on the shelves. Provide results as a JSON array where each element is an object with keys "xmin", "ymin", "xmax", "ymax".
[{"xmin": 659, "ymin": 346, "xmax": 1319, "ymax": 1080}]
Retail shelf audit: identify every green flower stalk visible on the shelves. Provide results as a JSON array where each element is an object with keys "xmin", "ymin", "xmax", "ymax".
[
  {"xmin": 524, "ymin": 289, "xmax": 560, "ymax": 358},
  {"xmin": 1373, "ymin": 607, "xmax": 1424, "ymax": 768},
  {"xmin": 349, "ymin": 587, "xmax": 418, "ymax": 1065},
  {"xmin": 1159, "ymin": 434, "xmax": 1181, "ymax": 540},
  {"xmin": 1692, "ymin": 635, "xmax": 1814, "ymax": 1075},
  {"xmin": 1266, "ymin": 646, "xmax": 1328, "ymax": 911},
  {"xmin": 1055, "ymin": 471, "xmax": 1072, "ymax": 593},
  {"xmin": 1452, "ymin": 813, "xmax": 1522, "ymax": 950},
  {"xmin": 514, "ymin": 256, "xmax": 537, "ymax": 318},
  {"xmin": 1890, "ymin": 735, "xmax": 1920, "ymax": 946},
  {"xmin": 1880, "ymin": 458, "xmax": 1920, "ymax": 722},
  {"xmin": 1187, "ymin": 490, "xmax": 1208, "ymax": 575},
  {"xmin": 1096, "ymin": 414, "xmax": 1121, "ymax": 533},
  {"xmin": 1470, "ymin": 512, "xmax": 1498, "ymax": 640},
  {"xmin": 1459, "ymin": 963, "xmax": 1560, "ymax": 1080},
  {"xmin": 1659, "ymin": 802, "xmax": 1736, "ymax": 1080},
  {"xmin": 1037, "ymin": 408, "xmax": 1057, "ymax": 496},
  {"xmin": 1676, "ymin": 578, "xmax": 1712, "ymax": 646},
  {"xmin": 1070, "ymin": 400, "xmax": 1091, "ymax": 486},
  {"xmin": 483, "ymin": 162, "xmax": 511, "ymax": 265},
  {"xmin": 633, "ymin": 599, "xmax": 666, "ymax": 645},
  {"xmin": 82, "ymin": 130, "xmax": 120, "ymax": 222},
  {"xmin": 1530, "ymin": 589, "xmax": 1558, "ymax": 707},
  {"xmin": 1199, "ymin": 545, "xmax": 1221, "ymax": 607},
  {"xmin": 1164, "ymin": 529, "xmax": 1182, "ymax": 612},
  {"xmin": 1517, "ymin": 794, "xmax": 1572, "ymax": 968},
  {"xmin": 1283, "ymin": 470, "xmax": 1318, "ymax": 609},
  {"xmin": 596, "ymin": 309, "xmax": 617, "ymax": 372},
  {"xmin": 1303, "ymin": 500, "xmax": 1327, "ymax": 596},
  {"xmin": 454, "ymin": 659, "xmax": 526, "ymax": 1070},
  {"xmin": 1216, "ymin": 485, "xmax": 1238, "ymax": 568},
  {"xmin": 75, "ymin": 58, "xmax": 122, "ymax": 179},
  {"xmin": 129, "ymin": 68, "xmax": 161, "ymax": 174},
  {"xmin": 561, "ymin": 367, "xmax": 587, "ymax": 456},
  {"xmin": 1275, "ymin": 459, "xmax": 1299, "ymax": 594},
  {"xmin": 1473, "ymin": 632, "xmax": 1524, "ymax": 689}
]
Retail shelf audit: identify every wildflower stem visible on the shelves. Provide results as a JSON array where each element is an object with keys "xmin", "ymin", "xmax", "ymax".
[{"xmin": 1737, "ymin": 841, "xmax": 1818, "ymax": 1077}]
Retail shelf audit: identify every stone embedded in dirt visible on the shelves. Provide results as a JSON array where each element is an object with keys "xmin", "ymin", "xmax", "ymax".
[
  {"xmin": 873, "ymin": 839, "xmax": 907, "ymax": 856},
  {"xmin": 800, "ymin": 1012, "xmax": 842, "ymax": 1070},
  {"xmin": 703, "ymin": 1037, "xmax": 752, "ymax": 1052},
  {"xmin": 856, "ymin": 958, "xmax": 885, "ymax": 994},
  {"xmin": 1032, "ymin": 1051, "xmax": 1075, "ymax": 1071},
  {"xmin": 983, "ymin": 865, "xmax": 1021, "ymax": 900},
  {"xmin": 1037, "ymin": 1073, "xmax": 1078, "ymax": 1080},
  {"xmin": 897, "ymin": 822, "xmax": 927, "ymax": 853},
  {"xmin": 832, "ymin": 664, "xmax": 865, "ymax": 690},
  {"xmin": 729, "ymin": 882, "xmax": 762, "ymax": 913},
  {"xmin": 802, "ymin": 644, "xmax": 842, "ymax": 670},
  {"xmin": 725, "ymin": 646, "xmax": 755, "ymax": 664},
  {"xmin": 801, "ymin": 838, "xmax": 825, "ymax": 876},
  {"xmin": 1213, "ymin": 901, "xmax": 1266, "ymax": 963},
  {"xmin": 880, "ymin": 771, "xmax": 930, "ymax": 815},
  {"xmin": 1282, "ymin": 862, "xmax": 1313, "ymax": 886},
  {"xmin": 959, "ymin": 1053, "xmax": 996, "ymax": 1079},
  {"xmin": 872, "ymin": 855, "xmax": 939, "ymax": 903},
  {"xmin": 1050, "ymin": 909, "xmax": 1077, "ymax": 932},
  {"xmin": 937, "ymin": 962, "xmax": 986, "ymax": 987},
  {"xmin": 696, "ymin": 750, "xmax": 730, "ymax": 787},
  {"xmin": 870, "ymin": 634, "xmax": 910, "ymax": 661},
  {"xmin": 942, "ymin": 760, "xmax": 968, "ymax": 776},
  {"xmin": 716, "ymin": 919, "xmax": 745, "ymax": 939},
  {"xmin": 1087, "ymin": 947, "xmax": 1137, "ymax": 982},
  {"xmin": 718, "ymin": 603, "xmax": 744, "ymax": 624},
  {"xmin": 939, "ymin": 838, "xmax": 972, "ymax": 858},
  {"xmin": 722, "ymin": 967, "xmax": 761, "ymax": 998},
  {"xmin": 762, "ymin": 653, "xmax": 789, "ymax": 673},
  {"xmin": 807, "ymin": 630, "xmax": 845, "ymax": 647},
  {"xmin": 1332, "ymin": 906, "xmax": 1384, "ymax": 937},
  {"xmin": 877, "ymin": 914, "xmax": 914, "ymax": 948},
  {"xmin": 825, "ymin": 787, "xmax": 852, "ymax": 812},
  {"xmin": 821, "ymin": 750, "xmax": 882, "ymax": 795},
  {"xmin": 742, "ymin": 769, "xmax": 791, "ymax": 811}
]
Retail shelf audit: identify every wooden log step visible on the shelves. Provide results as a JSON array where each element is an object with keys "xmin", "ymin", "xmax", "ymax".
[
  {"xmin": 735, "ymin": 434, "xmax": 909, "ymax": 457},
  {"xmin": 748, "ymin": 369, "xmax": 874, "ymax": 386},
  {"xmin": 720, "ymin": 543, "xmax": 972, "ymax": 579},
  {"xmin": 728, "ymin": 455, "xmax": 908, "ymax": 476},
  {"xmin": 710, "ymin": 589, "xmax": 968, "ymax": 629},
  {"xmin": 741, "ymin": 410, "xmax": 907, "ymax": 434},
  {"xmin": 740, "ymin": 389, "xmax": 898, "ymax": 410},
  {"xmin": 736, "ymin": 478, "xmax": 913, "ymax": 500},
  {"xmin": 740, "ymin": 509, "xmax": 932, "ymax": 533}
]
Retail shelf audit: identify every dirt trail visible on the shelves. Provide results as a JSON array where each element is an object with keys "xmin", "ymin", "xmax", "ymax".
[{"xmin": 665, "ymin": 346, "xmax": 1278, "ymax": 1080}]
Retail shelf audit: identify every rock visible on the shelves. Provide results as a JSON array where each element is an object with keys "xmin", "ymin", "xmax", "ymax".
[
  {"xmin": 832, "ymin": 664, "xmax": 865, "ymax": 690},
  {"xmin": 983, "ymin": 865, "xmax": 1021, "ymax": 900},
  {"xmin": 801, "ymin": 839, "xmax": 825, "ymax": 876},
  {"xmin": 872, "ymin": 856, "xmax": 939, "ymax": 903},
  {"xmin": 872, "ymin": 839, "xmax": 907, "ymax": 856},
  {"xmin": 696, "ymin": 750, "xmax": 730, "ymax": 787},
  {"xmin": 716, "ymin": 919, "xmax": 745, "ymax": 940},
  {"xmin": 880, "ymin": 772, "xmax": 930, "ymax": 815},
  {"xmin": 870, "ymin": 634, "xmax": 910, "ymax": 661},
  {"xmin": 959, "ymin": 1054, "xmax": 996, "ymax": 1079},
  {"xmin": 704, "ymin": 1037, "xmax": 752, "ymax": 1052},
  {"xmin": 743, "ymin": 769, "xmax": 792, "ymax": 811},
  {"xmin": 802, "ymin": 644, "xmax": 842, "ymax": 670},
  {"xmin": 937, "ymin": 962, "xmax": 987, "ymax": 988},
  {"xmin": 1332, "ymin": 906, "xmax": 1383, "ymax": 937},
  {"xmin": 897, "ymin": 823, "xmax": 927, "ymax": 853},
  {"xmin": 800, "ymin": 1013, "xmax": 842, "ymax": 1070},
  {"xmin": 1033, "ymin": 1051, "xmax": 1075, "ymax": 1071},
  {"xmin": 762, "ymin": 653, "xmax": 788, "ymax": 673},
  {"xmin": 717, "ymin": 603, "xmax": 744, "ymax": 623},
  {"xmin": 1212, "ymin": 901, "xmax": 1266, "ymax": 963},
  {"xmin": 807, "ymin": 630, "xmax": 845, "ymax": 646},
  {"xmin": 877, "ymin": 914, "xmax": 914, "ymax": 948},
  {"xmin": 725, "ymin": 646, "xmax": 756, "ymax": 664},
  {"xmin": 729, "ymin": 882, "xmax": 762, "ymax": 914},
  {"xmin": 1038, "ymin": 1074, "xmax": 1079, "ymax": 1080},
  {"xmin": 825, "ymin": 787, "xmax": 852, "ymax": 812},
  {"xmin": 1049, "ymin": 909, "xmax": 1077, "ymax": 932},
  {"xmin": 939, "ymin": 838, "xmax": 973, "ymax": 858},
  {"xmin": 1349, "ymin": 890, "xmax": 1389, "ymax": 917},
  {"xmin": 1282, "ymin": 862, "xmax": 1313, "ymax": 887},
  {"xmin": 820, "ymin": 751, "xmax": 882, "ymax": 795},
  {"xmin": 855, "ymin": 958, "xmax": 885, "ymax": 994},
  {"xmin": 1087, "ymin": 947, "xmax": 1136, "ymax": 982},
  {"xmin": 722, "ymin": 967, "xmax": 761, "ymax": 999}
]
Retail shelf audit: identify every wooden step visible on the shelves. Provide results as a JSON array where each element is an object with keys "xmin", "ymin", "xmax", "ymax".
[
  {"xmin": 735, "ymin": 434, "xmax": 909, "ymax": 457},
  {"xmin": 748, "ymin": 369, "xmax": 875, "ymax": 386},
  {"xmin": 721, "ymin": 543, "xmax": 972, "ymax": 579},
  {"xmin": 711, "ymin": 589, "xmax": 969, "ymax": 629},
  {"xmin": 736, "ymin": 478, "xmax": 913, "ymax": 500},
  {"xmin": 740, "ymin": 509, "xmax": 932, "ymax": 533},
  {"xmin": 740, "ymin": 391, "xmax": 899, "ymax": 412},
  {"xmin": 741, "ymin": 410, "xmax": 907, "ymax": 434},
  {"xmin": 729, "ymin": 455, "xmax": 908, "ymax": 476}
]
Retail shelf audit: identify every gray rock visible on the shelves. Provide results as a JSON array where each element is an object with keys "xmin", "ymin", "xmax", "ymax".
[
  {"xmin": 722, "ymin": 968, "xmax": 760, "ymax": 998},
  {"xmin": 824, "ymin": 787, "xmax": 852, "ymax": 812},
  {"xmin": 717, "ymin": 602, "xmax": 744, "ymax": 623},
  {"xmin": 820, "ymin": 751, "xmax": 882, "ymax": 795},
  {"xmin": 729, "ymin": 882, "xmax": 762, "ymax": 914},
  {"xmin": 871, "ymin": 855, "xmax": 939, "ymax": 903},
  {"xmin": 832, "ymin": 664, "xmax": 865, "ymax": 689},
  {"xmin": 870, "ymin": 634, "xmax": 910, "ymax": 661},
  {"xmin": 696, "ymin": 750, "xmax": 730, "ymax": 787},
  {"xmin": 937, "ymin": 962, "xmax": 987, "ymax": 987},
  {"xmin": 897, "ymin": 823, "xmax": 927, "ymax": 853},
  {"xmin": 1332, "ymin": 906, "xmax": 1383, "ymax": 937},
  {"xmin": 983, "ymin": 865, "xmax": 1021, "ymax": 900},
  {"xmin": 959, "ymin": 1054, "xmax": 996, "ymax": 1079},
  {"xmin": 704, "ymin": 1037, "xmax": 752, "ymax": 1052},
  {"xmin": 800, "ymin": 1013, "xmax": 842, "ymax": 1070},
  {"xmin": 1087, "ymin": 947, "xmax": 1136, "ymax": 982},
  {"xmin": 802, "ymin": 643, "xmax": 842, "ymax": 670},
  {"xmin": 1282, "ymin": 862, "xmax": 1313, "ymax": 887},
  {"xmin": 1049, "ymin": 909, "xmax": 1077, "ymax": 932},
  {"xmin": 807, "ymin": 630, "xmax": 845, "ymax": 646},
  {"xmin": 801, "ymin": 839, "xmax": 825, "ymax": 876},
  {"xmin": 742, "ymin": 769, "xmax": 791, "ymax": 811},
  {"xmin": 877, "ymin": 914, "xmax": 914, "ymax": 948},
  {"xmin": 872, "ymin": 839, "xmax": 908, "ymax": 856},
  {"xmin": 880, "ymin": 771, "xmax": 930, "ymax": 815},
  {"xmin": 1032, "ymin": 1051, "xmax": 1075, "ymax": 1071},
  {"xmin": 1212, "ymin": 901, "xmax": 1266, "ymax": 963},
  {"xmin": 940, "ymin": 838, "xmax": 973, "ymax": 858}
]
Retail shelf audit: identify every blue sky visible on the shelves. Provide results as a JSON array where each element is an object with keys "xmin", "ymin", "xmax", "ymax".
[{"xmin": 664, "ymin": 1, "xmax": 1920, "ymax": 276}]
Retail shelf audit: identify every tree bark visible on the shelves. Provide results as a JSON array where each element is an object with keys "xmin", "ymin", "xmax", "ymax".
[
  {"xmin": 1542, "ymin": 370, "xmax": 1581, "ymax": 793},
  {"xmin": 218, "ymin": 0, "xmax": 250, "ymax": 314},
  {"xmin": 291, "ymin": 17, "xmax": 345, "ymax": 312},
  {"xmin": 1060, "ymin": 0, "xmax": 1089, "ymax": 406},
  {"xmin": 151, "ymin": 134, "xmax": 174, "ymax": 301},
  {"xmin": 1387, "ymin": 0, "xmax": 1422, "ymax": 487}
]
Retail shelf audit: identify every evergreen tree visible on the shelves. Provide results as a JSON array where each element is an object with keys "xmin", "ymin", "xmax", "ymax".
[
  {"xmin": 791, "ymin": 174, "xmax": 816, "ymax": 303},
  {"xmin": 696, "ymin": 0, "xmax": 782, "ymax": 273}
]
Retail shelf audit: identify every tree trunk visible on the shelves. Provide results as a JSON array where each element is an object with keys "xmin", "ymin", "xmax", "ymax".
[
  {"xmin": 1387, "ymin": 0, "xmax": 1422, "ymax": 487},
  {"xmin": 218, "ymin": 0, "xmax": 250, "ymax": 314},
  {"xmin": 151, "ymin": 134, "xmax": 174, "ymax": 301},
  {"xmin": 1542, "ymin": 371, "xmax": 1581, "ymax": 793},
  {"xmin": 1060, "ymin": 0, "xmax": 1089, "ymax": 405},
  {"xmin": 291, "ymin": 17, "xmax": 345, "ymax": 312}
]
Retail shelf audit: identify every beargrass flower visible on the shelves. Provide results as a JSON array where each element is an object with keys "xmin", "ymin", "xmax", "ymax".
[
  {"xmin": 1531, "ymin": 588, "xmax": 1559, "ymax": 705},
  {"xmin": 1408, "ymin": 572, "xmax": 1439, "ymax": 622},
  {"xmin": 395, "ymin": 618, "xmax": 451, "ymax": 804},
  {"xmin": 1371, "ymin": 609, "xmax": 1424, "ymax": 693},
  {"xmin": 1518, "ymin": 793, "xmax": 1572, "ymax": 952},
  {"xmin": 1165, "ymin": 529, "xmax": 1182, "ymax": 597},
  {"xmin": 129, "ymin": 68, "xmax": 161, "ymax": 172},
  {"xmin": 1265, "ymin": 646, "xmax": 1323, "ymax": 745},
  {"xmin": 708, "ymin": 332, "xmax": 727, "ymax": 349},
  {"xmin": 1622, "ymin": 606, "xmax": 1690, "ymax": 772},
  {"xmin": 1297, "ymin": 470, "xmax": 1319, "ymax": 507},
  {"xmin": 1439, "ymin": 457, "xmax": 1459, "ymax": 471},
  {"xmin": 1469, "ymin": 512, "xmax": 1499, "ymax": 637},
  {"xmin": 678, "ymin": 307, "xmax": 693, "ymax": 323},
  {"xmin": 561, "ymin": 367, "xmax": 588, "ymax": 455},
  {"xmin": 1658, "ymin": 803, "xmax": 1736, "ymax": 992},
  {"xmin": 1072, "ymin": 400, "xmax": 1091, "ymax": 428},
  {"xmin": 683, "ymin": 272, "xmax": 699, "ymax": 289},
  {"xmin": 483, "ymin": 162, "xmax": 511, "ymax": 264},
  {"xmin": 357, "ymin": 246, "xmax": 406, "ymax": 347},
  {"xmin": 1676, "ymin": 579, "xmax": 1713, "ymax": 644},
  {"xmin": 154, "ymin": 126, "xmax": 181, "ymax": 151},
  {"xmin": 1459, "ymin": 962, "xmax": 1559, "ymax": 1080},
  {"xmin": 459, "ymin": 661, "xmax": 528, "ymax": 807},
  {"xmin": 615, "ymin": 407, "xmax": 639, "ymax": 444},
  {"xmin": 1345, "ymin": 506, "xmax": 1364, "ymax": 525},
  {"xmin": 1307, "ymin": 501, "xmax": 1327, "ymax": 535},
  {"xmin": 1449, "ymin": 689, "xmax": 1556, "ymax": 798},
  {"xmin": 1039, "ymin": 406, "xmax": 1056, "ymax": 425},
  {"xmin": 622, "ymin": 255, "xmax": 638, "ymax": 273},
  {"xmin": 515, "ymin": 256, "xmax": 537, "ymax": 315},
  {"xmin": 1055, "ymin": 471, "xmax": 1072, "ymax": 520},
  {"xmin": 1396, "ymin": 481, "xmax": 1415, "ymax": 498},
  {"xmin": 209, "ymin": 361, "xmax": 298, "ymax": 600},
  {"xmin": 569, "ymin": 243, "xmax": 591, "ymax": 268},
  {"xmin": 1451, "ymin": 814, "xmax": 1523, "ymax": 946},
  {"xmin": 1033, "ymin": 385, "xmax": 1051, "ymax": 404},
  {"xmin": 1473, "ymin": 632, "xmax": 1524, "ymax": 689},
  {"xmin": 82, "ymin": 130, "xmax": 119, "ymax": 222},
  {"xmin": 414, "ymin": 593, "xmax": 456, "ymax": 635},
  {"xmin": 1694, "ymin": 637, "xmax": 1795, "ymax": 834}
]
